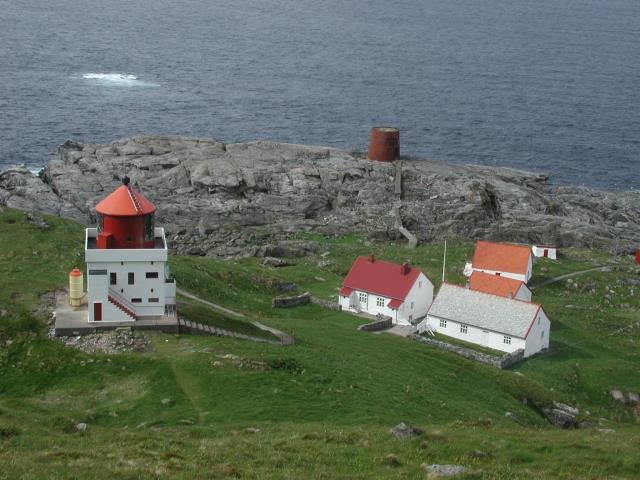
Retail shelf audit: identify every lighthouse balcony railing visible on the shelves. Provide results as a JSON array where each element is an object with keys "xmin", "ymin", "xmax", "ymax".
[{"xmin": 85, "ymin": 228, "xmax": 168, "ymax": 262}]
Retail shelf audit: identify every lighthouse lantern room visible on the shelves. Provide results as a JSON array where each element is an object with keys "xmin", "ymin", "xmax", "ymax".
[{"xmin": 84, "ymin": 177, "xmax": 177, "ymax": 324}]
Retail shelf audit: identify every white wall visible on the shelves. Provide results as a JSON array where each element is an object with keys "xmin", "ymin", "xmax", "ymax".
[
  {"xmin": 523, "ymin": 309, "xmax": 550, "ymax": 357},
  {"xmin": 397, "ymin": 273, "xmax": 433, "ymax": 325},
  {"xmin": 420, "ymin": 315, "xmax": 526, "ymax": 354},
  {"xmin": 471, "ymin": 262, "xmax": 532, "ymax": 284},
  {"xmin": 532, "ymin": 246, "xmax": 557, "ymax": 260},
  {"xmin": 515, "ymin": 284, "xmax": 532, "ymax": 302},
  {"xmin": 86, "ymin": 259, "xmax": 168, "ymax": 320}
]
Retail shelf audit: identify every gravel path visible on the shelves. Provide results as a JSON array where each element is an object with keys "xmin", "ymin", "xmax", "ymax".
[{"xmin": 530, "ymin": 266, "xmax": 608, "ymax": 290}]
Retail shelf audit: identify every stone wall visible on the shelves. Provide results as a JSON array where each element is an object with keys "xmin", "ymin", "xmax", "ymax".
[
  {"xmin": 310, "ymin": 296, "xmax": 342, "ymax": 311},
  {"xmin": 359, "ymin": 316, "xmax": 393, "ymax": 332},
  {"xmin": 409, "ymin": 334, "xmax": 524, "ymax": 369},
  {"xmin": 272, "ymin": 292, "xmax": 311, "ymax": 308}
]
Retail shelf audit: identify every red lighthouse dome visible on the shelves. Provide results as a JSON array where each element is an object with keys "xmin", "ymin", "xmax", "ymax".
[{"xmin": 95, "ymin": 177, "xmax": 157, "ymax": 249}]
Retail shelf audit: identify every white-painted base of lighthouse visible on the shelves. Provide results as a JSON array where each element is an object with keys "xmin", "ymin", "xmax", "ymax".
[{"xmin": 85, "ymin": 227, "xmax": 176, "ymax": 323}]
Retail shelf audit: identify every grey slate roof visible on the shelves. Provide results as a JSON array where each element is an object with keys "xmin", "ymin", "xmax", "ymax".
[{"xmin": 427, "ymin": 283, "xmax": 540, "ymax": 338}]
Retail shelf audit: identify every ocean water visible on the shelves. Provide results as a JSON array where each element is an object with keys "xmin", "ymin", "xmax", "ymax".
[{"xmin": 0, "ymin": 0, "xmax": 638, "ymax": 190}]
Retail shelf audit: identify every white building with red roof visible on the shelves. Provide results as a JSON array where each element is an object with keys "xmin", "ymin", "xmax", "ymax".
[
  {"xmin": 339, "ymin": 256, "xmax": 433, "ymax": 325},
  {"xmin": 84, "ymin": 177, "xmax": 176, "ymax": 323},
  {"xmin": 469, "ymin": 271, "xmax": 532, "ymax": 302},
  {"xmin": 465, "ymin": 240, "xmax": 534, "ymax": 283},
  {"xmin": 417, "ymin": 283, "xmax": 550, "ymax": 357}
]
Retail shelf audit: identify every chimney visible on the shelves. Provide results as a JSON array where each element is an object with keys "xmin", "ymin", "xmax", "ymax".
[
  {"xmin": 368, "ymin": 253, "xmax": 375, "ymax": 263},
  {"xmin": 401, "ymin": 261, "xmax": 410, "ymax": 275}
]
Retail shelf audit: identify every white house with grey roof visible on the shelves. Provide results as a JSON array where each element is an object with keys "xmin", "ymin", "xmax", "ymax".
[{"xmin": 417, "ymin": 283, "xmax": 550, "ymax": 357}]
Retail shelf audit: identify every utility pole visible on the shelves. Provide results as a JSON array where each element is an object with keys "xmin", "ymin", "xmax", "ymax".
[{"xmin": 442, "ymin": 238, "xmax": 447, "ymax": 283}]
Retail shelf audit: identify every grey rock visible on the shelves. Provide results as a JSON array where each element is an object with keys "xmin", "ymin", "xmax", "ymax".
[
  {"xmin": 627, "ymin": 392, "xmax": 639, "ymax": 405},
  {"xmin": 421, "ymin": 464, "xmax": 468, "ymax": 477},
  {"xmin": 610, "ymin": 390, "xmax": 626, "ymax": 403},
  {"xmin": 160, "ymin": 397, "xmax": 175, "ymax": 407},
  {"xmin": 541, "ymin": 402, "xmax": 580, "ymax": 428},
  {"xmin": 75, "ymin": 422, "xmax": 87, "ymax": 432},
  {"xmin": 261, "ymin": 257, "xmax": 291, "ymax": 267},
  {"xmin": 2, "ymin": 135, "xmax": 639, "ymax": 257},
  {"xmin": 390, "ymin": 422, "xmax": 423, "ymax": 439}
]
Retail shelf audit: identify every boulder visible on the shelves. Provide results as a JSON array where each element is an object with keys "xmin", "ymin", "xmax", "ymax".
[
  {"xmin": 390, "ymin": 422, "xmax": 423, "ymax": 439},
  {"xmin": 421, "ymin": 464, "xmax": 468, "ymax": 478},
  {"xmin": 541, "ymin": 402, "xmax": 580, "ymax": 428},
  {"xmin": 610, "ymin": 390, "xmax": 626, "ymax": 403}
]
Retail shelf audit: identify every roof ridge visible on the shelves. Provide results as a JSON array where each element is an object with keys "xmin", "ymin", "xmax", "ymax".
[{"xmin": 442, "ymin": 282, "xmax": 539, "ymax": 306}]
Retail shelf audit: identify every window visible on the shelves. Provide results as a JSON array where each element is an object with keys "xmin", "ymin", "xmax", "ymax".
[
  {"xmin": 109, "ymin": 272, "xmax": 117, "ymax": 285},
  {"xmin": 146, "ymin": 272, "xmax": 159, "ymax": 279},
  {"xmin": 411, "ymin": 302, "xmax": 414, "ymax": 310},
  {"xmin": 148, "ymin": 298, "xmax": 159, "ymax": 303},
  {"xmin": 439, "ymin": 319, "xmax": 447, "ymax": 328},
  {"xmin": 144, "ymin": 214, "xmax": 154, "ymax": 243},
  {"xmin": 128, "ymin": 272, "xmax": 134, "ymax": 285},
  {"xmin": 358, "ymin": 292, "xmax": 367, "ymax": 304},
  {"xmin": 88, "ymin": 269, "xmax": 107, "ymax": 275},
  {"xmin": 460, "ymin": 324, "xmax": 468, "ymax": 334},
  {"xmin": 409, "ymin": 315, "xmax": 413, "ymax": 322},
  {"xmin": 537, "ymin": 317, "xmax": 540, "ymax": 325},
  {"xmin": 131, "ymin": 298, "xmax": 142, "ymax": 303},
  {"xmin": 541, "ymin": 330, "xmax": 545, "ymax": 339},
  {"xmin": 503, "ymin": 335, "xmax": 512, "ymax": 345},
  {"xmin": 419, "ymin": 281, "xmax": 422, "ymax": 288},
  {"xmin": 376, "ymin": 297, "xmax": 385, "ymax": 307}
]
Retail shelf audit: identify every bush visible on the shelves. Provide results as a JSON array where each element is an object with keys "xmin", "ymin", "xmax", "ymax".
[
  {"xmin": 267, "ymin": 357, "xmax": 304, "ymax": 374},
  {"xmin": 0, "ymin": 425, "xmax": 19, "ymax": 439}
]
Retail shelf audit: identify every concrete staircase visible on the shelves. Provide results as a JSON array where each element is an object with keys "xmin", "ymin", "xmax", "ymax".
[
  {"xmin": 108, "ymin": 295, "xmax": 137, "ymax": 321},
  {"xmin": 178, "ymin": 318, "xmax": 281, "ymax": 345}
]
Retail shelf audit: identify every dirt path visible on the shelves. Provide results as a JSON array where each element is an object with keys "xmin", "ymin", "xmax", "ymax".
[
  {"xmin": 176, "ymin": 288, "xmax": 294, "ymax": 345},
  {"xmin": 177, "ymin": 287, "xmax": 245, "ymax": 317},
  {"xmin": 530, "ymin": 266, "xmax": 608, "ymax": 290}
]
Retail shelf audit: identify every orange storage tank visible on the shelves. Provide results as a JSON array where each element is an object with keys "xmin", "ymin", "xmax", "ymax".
[{"xmin": 368, "ymin": 127, "xmax": 400, "ymax": 162}]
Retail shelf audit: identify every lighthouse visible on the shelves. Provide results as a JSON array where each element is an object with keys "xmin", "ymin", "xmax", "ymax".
[{"xmin": 84, "ymin": 177, "xmax": 177, "ymax": 324}]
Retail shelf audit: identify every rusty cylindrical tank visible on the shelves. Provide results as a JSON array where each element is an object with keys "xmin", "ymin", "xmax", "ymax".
[{"xmin": 368, "ymin": 127, "xmax": 400, "ymax": 162}]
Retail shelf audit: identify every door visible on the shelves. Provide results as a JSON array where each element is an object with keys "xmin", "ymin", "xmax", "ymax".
[
  {"xmin": 481, "ymin": 330, "xmax": 489, "ymax": 347},
  {"xmin": 94, "ymin": 302, "xmax": 102, "ymax": 321},
  {"xmin": 543, "ymin": 249, "xmax": 548, "ymax": 258}
]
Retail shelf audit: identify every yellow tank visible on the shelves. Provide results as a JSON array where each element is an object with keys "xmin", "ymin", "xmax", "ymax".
[{"xmin": 69, "ymin": 268, "xmax": 84, "ymax": 307}]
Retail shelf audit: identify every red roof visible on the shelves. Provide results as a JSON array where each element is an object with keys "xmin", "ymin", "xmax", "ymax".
[
  {"xmin": 95, "ymin": 185, "xmax": 156, "ymax": 216},
  {"xmin": 340, "ymin": 256, "xmax": 423, "ymax": 301},
  {"xmin": 472, "ymin": 240, "xmax": 531, "ymax": 275},
  {"xmin": 339, "ymin": 286, "xmax": 354, "ymax": 297},
  {"xmin": 469, "ymin": 271, "xmax": 526, "ymax": 299},
  {"xmin": 387, "ymin": 299, "xmax": 402, "ymax": 309}
]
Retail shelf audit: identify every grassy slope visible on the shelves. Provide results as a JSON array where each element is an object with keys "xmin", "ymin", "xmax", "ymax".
[{"xmin": 0, "ymin": 208, "xmax": 639, "ymax": 479}]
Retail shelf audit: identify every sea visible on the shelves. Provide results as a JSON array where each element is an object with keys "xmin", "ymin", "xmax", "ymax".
[{"xmin": 1, "ymin": 0, "xmax": 638, "ymax": 190}]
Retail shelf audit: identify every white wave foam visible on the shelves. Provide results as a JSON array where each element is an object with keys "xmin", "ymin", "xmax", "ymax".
[{"xmin": 80, "ymin": 73, "xmax": 159, "ymax": 87}]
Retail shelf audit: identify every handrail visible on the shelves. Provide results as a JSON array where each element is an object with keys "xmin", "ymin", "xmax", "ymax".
[{"xmin": 108, "ymin": 288, "xmax": 137, "ymax": 313}]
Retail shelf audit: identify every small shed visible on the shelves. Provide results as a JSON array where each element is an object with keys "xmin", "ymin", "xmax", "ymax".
[{"xmin": 532, "ymin": 245, "xmax": 558, "ymax": 260}]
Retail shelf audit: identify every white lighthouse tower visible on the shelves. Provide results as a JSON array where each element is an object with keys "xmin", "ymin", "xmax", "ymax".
[{"xmin": 84, "ymin": 177, "xmax": 177, "ymax": 324}]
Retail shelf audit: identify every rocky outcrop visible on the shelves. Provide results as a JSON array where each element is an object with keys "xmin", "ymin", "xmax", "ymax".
[{"xmin": 1, "ymin": 135, "xmax": 639, "ymax": 257}]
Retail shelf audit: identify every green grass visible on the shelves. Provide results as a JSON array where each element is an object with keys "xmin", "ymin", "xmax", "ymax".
[{"xmin": 1, "ymin": 207, "xmax": 639, "ymax": 479}]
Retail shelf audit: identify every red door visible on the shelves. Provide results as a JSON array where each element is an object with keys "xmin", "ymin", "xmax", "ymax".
[
  {"xmin": 94, "ymin": 302, "xmax": 102, "ymax": 321},
  {"xmin": 543, "ymin": 249, "xmax": 548, "ymax": 258},
  {"xmin": 635, "ymin": 249, "xmax": 640, "ymax": 265}
]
